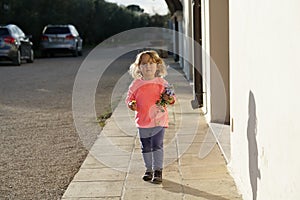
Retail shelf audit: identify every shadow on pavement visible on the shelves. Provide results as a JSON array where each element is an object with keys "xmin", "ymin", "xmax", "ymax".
[{"xmin": 162, "ymin": 179, "xmax": 230, "ymax": 200}]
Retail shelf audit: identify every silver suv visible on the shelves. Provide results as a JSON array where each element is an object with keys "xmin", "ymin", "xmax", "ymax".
[
  {"xmin": 0, "ymin": 24, "xmax": 34, "ymax": 65},
  {"xmin": 40, "ymin": 24, "xmax": 83, "ymax": 57}
]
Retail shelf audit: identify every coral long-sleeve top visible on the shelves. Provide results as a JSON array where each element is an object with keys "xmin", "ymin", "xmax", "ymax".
[{"xmin": 125, "ymin": 77, "xmax": 173, "ymax": 128}]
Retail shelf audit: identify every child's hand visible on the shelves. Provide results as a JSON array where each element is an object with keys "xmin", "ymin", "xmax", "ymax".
[
  {"xmin": 162, "ymin": 93, "xmax": 170, "ymax": 101},
  {"xmin": 128, "ymin": 100, "xmax": 137, "ymax": 111},
  {"xmin": 162, "ymin": 94, "xmax": 175, "ymax": 104}
]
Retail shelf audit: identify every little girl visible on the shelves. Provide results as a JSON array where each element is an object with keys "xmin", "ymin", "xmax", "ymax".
[{"xmin": 125, "ymin": 50, "xmax": 175, "ymax": 184}]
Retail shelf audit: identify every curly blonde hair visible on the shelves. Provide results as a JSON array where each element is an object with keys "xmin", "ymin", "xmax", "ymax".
[{"xmin": 129, "ymin": 50, "xmax": 168, "ymax": 79}]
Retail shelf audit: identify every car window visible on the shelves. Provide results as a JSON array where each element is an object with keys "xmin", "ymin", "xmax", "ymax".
[
  {"xmin": 44, "ymin": 27, "xmax": 70, "ymax": 34},
  {"xmin": 0, "ymin": 28, "xmax": 10, "ymax": 36},
  {"xmin": 11, "ymin": 27, "xmax": 19, "ymax": 36},
  {"xmin": 15, "ymin": 26, "xmax": 25, "ymax": 37}
]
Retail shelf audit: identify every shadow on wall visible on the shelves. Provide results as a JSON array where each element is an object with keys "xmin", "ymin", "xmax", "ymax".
[{"xmin": 247, "ymin": 91, "xmax": 261, "ymax": 200}]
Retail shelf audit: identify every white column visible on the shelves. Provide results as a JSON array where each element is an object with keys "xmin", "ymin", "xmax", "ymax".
[{"xmin": 176, "ymin": 12, "xmax": 184, "ymax": 68}]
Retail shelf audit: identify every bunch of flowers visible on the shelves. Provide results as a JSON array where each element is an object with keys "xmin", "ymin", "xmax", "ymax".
[{"xmin": 156, "ymin": 84, "xmax": 175, "ymax": 112}]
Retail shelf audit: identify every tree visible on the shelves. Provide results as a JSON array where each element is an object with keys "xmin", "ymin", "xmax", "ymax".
[{"xmin": 126, "ymin": 4, "xmax": 144, "ymax": 13}]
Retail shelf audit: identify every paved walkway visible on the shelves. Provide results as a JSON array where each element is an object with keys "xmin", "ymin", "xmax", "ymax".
[{"xmin": 62, "ymin": 62, "xmax": 242, "ymax": 200}]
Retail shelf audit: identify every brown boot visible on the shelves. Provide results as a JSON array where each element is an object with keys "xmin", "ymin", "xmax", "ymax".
[{"xmin": 152, "ymin": 170, "xmax": 162, "ymax": 184}]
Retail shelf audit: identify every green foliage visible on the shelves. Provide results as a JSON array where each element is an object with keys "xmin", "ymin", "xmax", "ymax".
[
  {"xmin": 96, "ymin": 111, "xmax": 112, "ymax": 127},
  {"xmin": 0, "ymin": 0, "xmax": 170, "ymax": 48}
]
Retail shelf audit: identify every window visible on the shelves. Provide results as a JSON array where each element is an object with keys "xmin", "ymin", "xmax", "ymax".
[
  {"xmin": 44, "ymin": 27, "xmax": 70, "ymax": 34},
  {"xmin": 0, "ymin": 28, "xmax": 9, "ymax": 36}
]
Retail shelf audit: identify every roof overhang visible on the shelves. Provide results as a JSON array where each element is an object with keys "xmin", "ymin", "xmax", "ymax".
[{"xmin": 165, "ymin": 0, "xmax": 183, "ymax": 15}]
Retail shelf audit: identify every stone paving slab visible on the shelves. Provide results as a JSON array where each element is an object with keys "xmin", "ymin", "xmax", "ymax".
[
  {"xmin": 72, "ymin": 168, "xmax": 126, "ymax": 182},
  {"xmin": 63, "ymin": 181, "xmax": 124, "ymax": 198}
]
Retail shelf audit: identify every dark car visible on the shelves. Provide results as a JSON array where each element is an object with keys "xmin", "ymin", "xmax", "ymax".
[
  {"xmin": 40, "ymin": 24, "xmax": 83, "ymax": 57},
  {"xmin": 0, "ymin": 24, "xmax": 34, "ymax": 65}
]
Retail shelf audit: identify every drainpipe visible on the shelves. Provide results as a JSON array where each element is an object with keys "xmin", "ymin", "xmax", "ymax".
[
  {"xmin": 191, "ymin": 0, "xmax": 206, "ymax": 114},
  {"xmin": 172, "ymin": 17, "xmax": 179, "ymax": 62}
]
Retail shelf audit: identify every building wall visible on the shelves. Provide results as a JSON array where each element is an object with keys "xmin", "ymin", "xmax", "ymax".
[{"xmin": 229, "ymin": 0, "xmax": 300, "ymax": 199}]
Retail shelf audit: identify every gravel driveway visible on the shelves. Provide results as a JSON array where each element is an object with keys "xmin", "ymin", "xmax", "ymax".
[{"xmin": 0, "ymin": 50, "xmax": 135, "ymax": 199}]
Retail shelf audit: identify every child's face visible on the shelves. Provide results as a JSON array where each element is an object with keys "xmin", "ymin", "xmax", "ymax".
[{"xmin": 139, "ymin": 54, "xmax": 157, "ymax": 80}]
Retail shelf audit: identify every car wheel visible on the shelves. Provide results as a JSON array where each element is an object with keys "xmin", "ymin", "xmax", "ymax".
[
  {"xmin": 13, "ymin": 50, "xmax": 21, "ymax": 66},
  {"xmin": 72, "ymin": 49, "xmax": 78, "ymax": 57},
  {"xmin": 41, "ymin": 50, "xmax": 50, "ymax": 58},
  {"xmin": 27, "ymin": 49, "xmax": 34, "ymax": 63}
]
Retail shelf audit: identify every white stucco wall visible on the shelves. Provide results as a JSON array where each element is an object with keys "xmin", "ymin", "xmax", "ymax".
[{"xmin": 229, "ymin": 1, "xmax": 300, "ymax": 199}]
